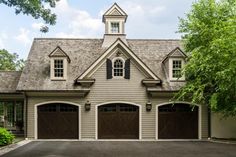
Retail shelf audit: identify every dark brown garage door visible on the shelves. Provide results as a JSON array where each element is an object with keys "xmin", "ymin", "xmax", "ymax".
[
  {"xmin": 38, "ymin": 103, "xmax": 78, "ymax": 139},
  {"xmin": 158, "ymin": 104, "xmax": 198, "ymax": 139},
  {"xmin": 98, "ymin": 104, "xmax": 139, "ymax": 139}
]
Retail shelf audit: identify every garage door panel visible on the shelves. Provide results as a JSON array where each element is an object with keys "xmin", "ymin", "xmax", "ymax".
[
  {"xmin": 158, "ymin": 104, "xmax": 198, "ymax": 139},
  {"xmin": 98, "ymin": 113, "xmax": 119, "ymax": 139},
  {"xmin": 119, "ymin": 112, "xmax": 139, "ymax": 138},
  {"xmin": 98, "ymin": 104, "xmax": 139, "ymax": 139},
  {"xmin": 38, "ymin": 113, "xmax": 59, "ymax": 139},
  {"xmin": 38, "ymin": 104, "xmax": 78, "ymax": 139},
  {"xmin": 57, "ymin": 113, "xmax": 78, "ymax": 139}
]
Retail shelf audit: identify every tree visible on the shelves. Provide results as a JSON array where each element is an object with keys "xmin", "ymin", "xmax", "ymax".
[
  {"xmin": 176, "ymin": 0, "xmax": 236, "ymax": 116},
  {"xmin": 0, "ymin": 0, "xmax": 60, "ymax": 32},
  {"xmin": 0, "ymin": 49, "xmax": 25, "ymax": 71}
]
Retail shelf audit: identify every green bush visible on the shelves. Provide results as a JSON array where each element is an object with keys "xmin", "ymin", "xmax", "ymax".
[{"xmin": 0, "ymin": 128, "xmax": 15, "ymax": 146}]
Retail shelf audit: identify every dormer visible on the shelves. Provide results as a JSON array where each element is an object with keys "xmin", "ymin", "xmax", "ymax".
[
  {"xmin": 49, "ymin": 46, "xmax": 71, "ymax": 80},
  {"xmin": 162, "ymin": 47, "xmax": 187, "ymax": 81},
  {"xmin": 102, "ymin": 3, "xmax": 128, "ymax": 47}
]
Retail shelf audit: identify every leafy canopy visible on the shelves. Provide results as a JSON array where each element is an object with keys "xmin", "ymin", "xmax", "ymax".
[
  {"xmin": 0, "ymin": 49, "xmax": 25, "ymax": 71},
  {"xmin": 176, "ymin": 0, "xmax": 236, "ymax": 116},
  {"xmin": 0, "ymin": 0, "xmax": 60, "ymax": 32}
]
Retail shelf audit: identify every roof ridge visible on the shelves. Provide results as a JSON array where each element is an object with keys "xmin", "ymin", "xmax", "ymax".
[
  {"xmin": 0, "ymin": 70, "xmax": 22, "ymax": 73},
  {"xmin": 127, "ymin": 39, "xmax": 181, "ymax": 41},
  {"xmin": 33, "ymin": 38, "xmax": 182, "ymax": 41},
  {"xmin": 34, "ymin": 38, "xmax": 103, "ymax": 40}
]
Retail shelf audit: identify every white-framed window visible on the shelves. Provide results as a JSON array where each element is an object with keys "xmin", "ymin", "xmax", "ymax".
[
  {"xmin": 169, "ymin": 58, "xmax": 185, "ymax": 81},
  {"xmin": 50, "ymin": 58, "xmax": 67, "ymax": 80},
  {"xmin": 110, "ymin": 22, "xmax": 120, "ymax": 33},
  {"xmin": 112, "ymin": 57, "xmax": 125, "ymax": 77},
  {"xmin": 54, "ymin": 59, "xmax": 64, "ymax": 77}
]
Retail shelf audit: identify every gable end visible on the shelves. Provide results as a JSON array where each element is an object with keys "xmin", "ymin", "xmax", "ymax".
[
  {"xmin": 49, "ymin": 46, "xmax": 71, "ymax": 63},
  {"xmin": 75, "ymin": 38, "xmax": 161, "ymax": 82},
  {"xmin": 162, "ymin": 47, "xmax": 187, "ymax": 63}
]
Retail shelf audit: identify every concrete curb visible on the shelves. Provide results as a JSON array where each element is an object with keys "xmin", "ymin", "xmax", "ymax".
[
  {"xmin": 0, "ymin": 140, "xmax": 31, "ymax": 156},
  {"xmin": 209, "ymin": 140, "xmax": 236, "ymax": 145}
]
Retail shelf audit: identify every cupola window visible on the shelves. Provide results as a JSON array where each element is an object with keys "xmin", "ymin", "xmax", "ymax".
[{"xmin": 111, "ymin": 22, "xmax": 120, "ymax": 33}]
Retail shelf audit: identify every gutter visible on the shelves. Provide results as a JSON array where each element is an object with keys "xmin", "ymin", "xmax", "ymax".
[
  {"xmin": 208, "ymin": 107, "xmax": 211, "ymax": 139},
  {"xmin": 24, "ymin": 92, "xmax": 28, "ymax": 139}
]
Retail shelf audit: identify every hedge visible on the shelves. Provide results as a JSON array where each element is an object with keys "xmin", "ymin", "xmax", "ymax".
[{"xmin": 0, "ymin": 128, "xmax": 15, "ymax": 146}]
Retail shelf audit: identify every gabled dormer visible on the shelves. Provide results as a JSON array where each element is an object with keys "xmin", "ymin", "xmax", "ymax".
[
  {"xmin": 49, "ymin": 46, "xmax": 71, "ymax": 80},
  {"xmin": 102, "ymin": 3, "xmax": 128, "ymax": 47},
  {"xmin": 162, "ymin": 47, "xmax": 187, "ymax": 81}
]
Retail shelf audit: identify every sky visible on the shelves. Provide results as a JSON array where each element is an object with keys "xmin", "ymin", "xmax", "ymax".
[{"xmin": 0, "ymin": 0, "xmax": 195, "ymax": 59}]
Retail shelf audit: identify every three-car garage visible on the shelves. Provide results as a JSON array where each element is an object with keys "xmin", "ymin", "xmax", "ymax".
[{"xmin": 36, "ymin": 102, "xmax": 200, "ymax": 140}]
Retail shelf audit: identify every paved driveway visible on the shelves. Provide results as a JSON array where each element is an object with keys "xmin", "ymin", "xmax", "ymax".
[{"xmin": 1, "ymin": 141, "xmax": 236, "ymax": 157}]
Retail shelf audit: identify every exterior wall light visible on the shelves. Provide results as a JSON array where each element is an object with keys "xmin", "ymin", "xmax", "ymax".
[
  {"xmin": 146, "ymin": 100, "xmax": 152, "ymax": 111},
  {"xmin": 85, "ymin": 101, "xmax": 91, "ymax": 111}
]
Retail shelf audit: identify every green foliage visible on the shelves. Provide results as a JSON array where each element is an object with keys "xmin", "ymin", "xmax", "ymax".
[
  {"xmin": 0, "ymin": 128, "xmax": 15, "ymax": 146},
  {"xmin": 0, "ymin": 49, "xmax": 25, "ymax": 71},
  {"xmin": 0, "ymin": 0, "xmax": 60, "ymax": 32},
  {"xmin": 176, "ymin": 0, "xmax": 236, "ymax": 116}
]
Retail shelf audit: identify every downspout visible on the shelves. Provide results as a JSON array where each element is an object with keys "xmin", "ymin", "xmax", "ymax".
[
  {"xmin": 208, "ymin": 107, "xmax": 211, "ymax": 139},
  {"xmin": 24, "ymin": 92, "xmax": 28, "ymax": 139}
]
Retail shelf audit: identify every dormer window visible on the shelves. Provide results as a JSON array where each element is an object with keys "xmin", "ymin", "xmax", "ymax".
[
  {"xmin": 54, "ymin": 59, "xmax": 64, "ymax": 78},
  {"xmin": 50, "ymin": 58, "xmax": 67, "ymax": 80},
  {"xmin": 49, "ymin": 46, "xmax": 70, "ymax": 80},
  {"xmin": 162, "ymin": 47, "xmax": 187, "ymax": 81},
  {"xmin": 172, "ymin": 60, "xmax": 182, "ymax": 78},
  {"xmin": 169, "ymin": 58, "xmax": 185, "ymax": 81},
  {"xmin": 111, "ymin": 22, "xmax": 120, "ymax": 33},
  {"xmin": 113, "ymin": 57, "xmax": 124, "ymax": 77}
]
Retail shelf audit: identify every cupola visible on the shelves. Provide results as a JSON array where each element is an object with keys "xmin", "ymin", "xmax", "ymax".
[{"xmin": 102, "ymin": 3, "xmax": 128, "ymax": 47}]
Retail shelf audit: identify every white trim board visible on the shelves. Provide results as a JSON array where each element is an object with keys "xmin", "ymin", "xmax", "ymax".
[
  {"xmin": 95, "ymin": 101, "xmax": 142, "ymax": 140},
  {"xmin": 155, "ymin": 101, "xmax": 202, "ymax": 140},
  {"xmin": 103, "ymin": 3, "xmax": 127, "ymax": 16},
  {"xmin": 34, "ymin": 101, "xmax": 81, "ymax": 140}
]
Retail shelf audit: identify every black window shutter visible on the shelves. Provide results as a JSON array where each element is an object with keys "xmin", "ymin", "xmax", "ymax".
[
  {"xmin": 124, "ymin": 59, "xmax": 130, "ymax": 79},
  {"xmin": 106, "ymin": 59, "xmax": 112, "ymax": 79}
]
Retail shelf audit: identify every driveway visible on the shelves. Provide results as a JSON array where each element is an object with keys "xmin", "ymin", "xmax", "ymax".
[{"xmin": 1, "ymin": 141, "xmax": 236, "ymax": 157}]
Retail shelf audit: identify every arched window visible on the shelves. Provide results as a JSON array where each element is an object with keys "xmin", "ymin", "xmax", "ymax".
[{"xmin": 113, "ymin": 57, "xmax": 124, "ymax": 77}]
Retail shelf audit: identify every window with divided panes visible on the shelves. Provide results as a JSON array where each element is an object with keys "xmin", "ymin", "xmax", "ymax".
[
  {"xmin": 111, "ymin": 22, "xmax": 120, "ymax": 33},
  {"xmin": 54, "ymin": 59, "xmax": 64, "ymax": 78},
  {"xmin": 0, "ymin": 101, "xmax": 23, "ymax": 129},
  {"xmin": 113, "ymin": 59, "xmax": 124, "ymax": 77},
  {"xmin": 172, "ymin": 60, "xmax": 182, "ymax": 78}
]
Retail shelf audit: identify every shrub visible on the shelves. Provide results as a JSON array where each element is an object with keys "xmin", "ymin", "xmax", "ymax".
[{"xmin": 0, "ymin": 128, "xmax": 15, "ymax": 146}]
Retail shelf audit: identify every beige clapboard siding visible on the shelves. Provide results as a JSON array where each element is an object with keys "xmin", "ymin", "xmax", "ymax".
[
  {"xmin": 26, "ymin": 61, "xmax": 208, "ymax": 139},
  {"xmin": 201, "ymin": 105, "xmax": 209, "ymax": 138}
]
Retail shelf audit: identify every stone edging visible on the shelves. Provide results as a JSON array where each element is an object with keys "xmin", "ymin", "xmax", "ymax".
[{"xmin": 0, "ymin": 140, "xmax": 31, "ymax": 156}]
